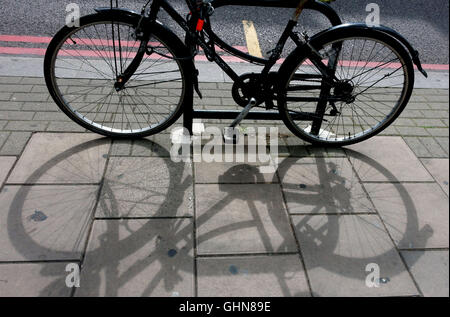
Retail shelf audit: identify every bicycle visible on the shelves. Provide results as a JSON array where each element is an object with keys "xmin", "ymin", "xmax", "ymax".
[{"xmin": 44, "ymin": 0, "xmax": 428, "ymax": 146}]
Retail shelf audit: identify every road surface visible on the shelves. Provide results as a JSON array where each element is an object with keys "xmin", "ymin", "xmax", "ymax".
[{"xmin": 0, "ymin": 0, "xmax": 448, "ymax": 64}]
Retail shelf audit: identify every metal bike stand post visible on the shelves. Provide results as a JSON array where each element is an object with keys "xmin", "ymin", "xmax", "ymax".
[
  {"xmin": 182, "ymin": 0, "xmax": 343, "ymax": 137},
  {"xmin": 110, "ymin": 0, "xmax": 119, "ymax": 9},
  {"xmin": 182, "ymin": 108, "xmax": 284, "ymax": 137}
]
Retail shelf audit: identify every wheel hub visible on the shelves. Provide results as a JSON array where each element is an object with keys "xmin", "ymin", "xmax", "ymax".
[
  {"xmin": 334, "ymin": 80, "xmax": 355, "ymax": 103},
  {"xmin": 114, "ymin": 77, "xmax": 125, "ymax": 91}
]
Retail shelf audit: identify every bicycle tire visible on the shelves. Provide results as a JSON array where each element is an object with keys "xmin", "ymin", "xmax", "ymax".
[
  {"xmin": 277, "ymin": 26, "xmax": 415, "ymax": 146},
  {"xmin": 44, "ymin": 12, "xmax": 194, "ymax": 138}
]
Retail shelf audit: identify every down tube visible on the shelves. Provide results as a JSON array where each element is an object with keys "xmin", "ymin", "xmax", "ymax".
[{"xmin": 160, "ymin": 0, "xmax": 242, "ymax": 83}]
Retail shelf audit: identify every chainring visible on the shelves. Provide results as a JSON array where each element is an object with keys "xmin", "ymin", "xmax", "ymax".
[
  {"xmin": 231, "ymin": 72, "xmax": 278, "ymax": 109},
  {"xmin": 231, "ymin": 73, "xmax": 260, "ymax": 108}
]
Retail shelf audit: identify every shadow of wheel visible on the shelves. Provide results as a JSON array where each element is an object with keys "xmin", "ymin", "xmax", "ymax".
[
  {"xmin": 7, "ymin": 139, "xmax": 425, "ymax": 296},
  {"xmin": 272, "ymin": 148, "xmax": 425, "ymax": 281},
  {"xmin": 7, "ymin": 138, "xmax": 194, "ymax": 296}
]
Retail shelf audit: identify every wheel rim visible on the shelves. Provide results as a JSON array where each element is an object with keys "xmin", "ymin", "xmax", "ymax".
[
  {"xmin": 283, "ymin": 36, "xmax": 410, "ymax": 144},
  {"xmin": 50, "ymin": 20, "xmax": 185, "ymax": 135}
]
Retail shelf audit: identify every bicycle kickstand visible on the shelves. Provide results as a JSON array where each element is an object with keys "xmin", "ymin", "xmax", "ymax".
[{"xmin": 223, "ymin": 97, "xmax": 257, "ymax": 144}]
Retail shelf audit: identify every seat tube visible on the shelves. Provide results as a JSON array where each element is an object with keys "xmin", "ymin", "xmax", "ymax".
[
  {"xmin": 148, "ymin": 0, "xmax": 163, "ymax": 21},
  {"xmin": 291, "ymin": 0, "xmax": 311, "ymax": 22}
]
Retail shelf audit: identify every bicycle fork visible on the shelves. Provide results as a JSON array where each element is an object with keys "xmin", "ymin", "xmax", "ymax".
[{"xmin": 113, "ymin": 39, "xmax": 148, "ymax": 91}]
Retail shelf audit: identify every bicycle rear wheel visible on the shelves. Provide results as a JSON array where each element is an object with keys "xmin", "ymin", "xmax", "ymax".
[
  {"xmin": 277, "ymin": 27, "xmax": 414, "ymax": 146},
  {"xmin": 44, "ymin": 12, "xmax": 193, "ymax": 138}
]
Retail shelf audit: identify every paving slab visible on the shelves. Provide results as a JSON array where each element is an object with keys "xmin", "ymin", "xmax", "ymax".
[
  {"xmin": 0, "ymin": 57, "xmax": 44, "ymax": 78},
  {"xmin": 0, "ymin": 185, "xmax": 98, "ymax": 261},
  {"xmin": 96, "ymin": 157, "xmax": 193, "ymax": 218},
  {"xmin": 195, "ymin": 184, "xmax": 297, "ymax": 255},
  {"xmin": 197, "ymin": 255, "xmax": 310, "ymax": 297},
  {"xmin": 278, "ymin": 157, "xmax": 375, "ymax": 214},
  {"xmin": 0, "ymin": 110, "xmax": 34, "ymax": 120},
  {"xmin": 435, "ymin": 137, "xmax": 449, "ymax": 155},
  {"xmin": 291, "ymin": 214, "xmax": 419, "ymax": 297},
  {"xmin": 76, "ymin": 219, "xmax": 194, "ymax": 297},
  {"xmin": 0, "ymin": 92, "xmax": 12, "ymax": 101},
  {"xmin": 21, "ymin": 102, "xmax": 58, "ymax": 112},
  {"xmin": 0, "ymin": 262, "xmax": 73, "ymax": 297},
  {"xmin": 404, "ymin": 136, "xmax": 436, "ymax": 158},
  {"xmin": 4, "ymin": 120, "xmax": 48, "ymax": 132},
  {"xmin": 0, "ymin": 131, "xmax": 31, "ymax": 156},
  {"xmin": 130, "ymin": 134, "xmax": 173, "ymax": 157},
  {"xmin": 0, "ymin": 156, "xmax": 15, "ymax": 186},
  {"xmin": 33, "ymin": 112, "xmax": 69, "ymax": 122},
  {"xmin": 417, "ymin": 136, "xmax": 448, "ymax": 158},
  {"xmin": 420, "ymin": 158, "xmax": 449, "ymax": 196},
  {"xmin": 46, "ymin": 121, "xmax": 86, "ymax": 132},
  {"xmin": 306, "ymin": 146, "xmax": 347, "ymax": 158},
  {"xmin": 110, "ymin": 139, "xmax": 133, "ymax": 156},
  {"xmin": 346, "ymin": 136, "xmax": 434, "ymax": 182},
  {"xmin": 131, "ymin": 136, "xmax": 168, "ymax": 157},
  {"xmin": 0, "ymin": 132, "xmax": 9, "ymax": 148},
  {"xmin": 401, "ymin": 250, "xmax": 449, "ymax": 297},
  {"xmin": 7, "ymin": 133, "xmax": 110, "ymax": 184},
  {"xmin": 195, "ymin": 62, "xmax": 226, "ymax": 82},
  {"xmin": 195, "ymin": 162, "xmax": 278, "ymax": 184},
  {"xmin": 365, "ymin": 183, "xmax": 449, "ymax": 249}
]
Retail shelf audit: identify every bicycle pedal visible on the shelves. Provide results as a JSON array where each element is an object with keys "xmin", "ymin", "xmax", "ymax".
[
  {"xmin": 229, "ymin": 97, "xmax": 257, "ymax": 128},
  {"xmin": 223, "ymin": 127, "xmax": 239, "ymax": 144}
]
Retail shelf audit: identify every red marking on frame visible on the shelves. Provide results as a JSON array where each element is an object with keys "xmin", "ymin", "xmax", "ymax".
[{"xmin": 196, "ymin": 19, "xmax": 205, "ymax": 31}]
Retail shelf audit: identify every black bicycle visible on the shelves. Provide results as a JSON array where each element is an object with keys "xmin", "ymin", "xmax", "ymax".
[{"xmin": 44, "ymin": 0, "xmax": 428, "ymax": 146}]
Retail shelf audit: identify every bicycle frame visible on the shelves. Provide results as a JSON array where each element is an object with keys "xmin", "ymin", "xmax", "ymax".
[
  {"xmin": 45, "ymin": 0, "xmax": 426, "ymax": 141},
  {"xmin": 139, "ymin": 0, "xmax": 341, "ymax": 87},
  {"xmin": 210, "ymin": 0, "xmax": 342, "ymax": 63},
  {"xmin": 106, "ymin": 0, "xmax": 344, "ymax": 134}
]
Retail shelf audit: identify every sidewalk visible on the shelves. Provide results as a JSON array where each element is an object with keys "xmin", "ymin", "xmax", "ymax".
[{"xmin": 0, "ymin": 74, "xmax": 448, "ymax": 297}]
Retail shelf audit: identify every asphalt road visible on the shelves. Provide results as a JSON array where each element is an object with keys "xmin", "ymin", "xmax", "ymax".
[{"xmin": 0, "ymin": 0, "xmax": 448, "ymax": 64}]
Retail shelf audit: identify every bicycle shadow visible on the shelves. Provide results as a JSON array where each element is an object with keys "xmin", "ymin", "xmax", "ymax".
[
  {"xmin": 4, "ymin": 137, "xmax": 431, "ymax": 296},
  {"xmin": 193, "ymin": 145, "xmax": 432, "ymax": 296}
]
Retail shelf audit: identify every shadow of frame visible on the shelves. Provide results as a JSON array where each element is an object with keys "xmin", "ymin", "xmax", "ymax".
[{"xmin": 5, "ymin": 139, "xmax": 429, "ymax": 296}]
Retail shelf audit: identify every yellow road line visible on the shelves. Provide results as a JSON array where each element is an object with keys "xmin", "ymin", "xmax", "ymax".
[{"xmin": 242, "ymin": 20, "xmax": 263, "ymax": 58}]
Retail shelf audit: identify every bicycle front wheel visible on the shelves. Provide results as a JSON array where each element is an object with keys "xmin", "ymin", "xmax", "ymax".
[
  {"xmin": 44, "ymin": 12, "xmax": 193, "ymax": 138},
  {"xmin": 277, "ymin": 26, "xmax": 414, "ymax": 146}
]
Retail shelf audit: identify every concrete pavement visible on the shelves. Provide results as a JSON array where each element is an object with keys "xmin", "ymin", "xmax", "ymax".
[{"xmin": 0, "ymin": 71, "xmax": 448, "ymax": 296}]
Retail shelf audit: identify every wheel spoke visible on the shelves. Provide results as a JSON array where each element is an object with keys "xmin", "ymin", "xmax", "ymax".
[
  {"xmin": 50, "ymin": 19, "xmax": 185, "ymax": 136},
  {"xmin": 282, "ymin": 35, "xmax": 410, "ymax": 144}
]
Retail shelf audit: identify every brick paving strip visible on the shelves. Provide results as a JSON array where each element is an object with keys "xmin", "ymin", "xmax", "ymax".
[{"xmin": 0, "ymin": 76, "xmax": 448, "ymax": 297}]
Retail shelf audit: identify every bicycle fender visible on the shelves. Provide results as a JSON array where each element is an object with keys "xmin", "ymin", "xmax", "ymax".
[
  {"xmin": 310, "ymin": 23, "xmax": 428, "ymax": 78},
  {"xmin": 94, "ymin": 7, "xmax": 141, "ymax": 19},
  {"xmin": 373, "ymin": 24, "xmax": 428, "ymax": 78}
]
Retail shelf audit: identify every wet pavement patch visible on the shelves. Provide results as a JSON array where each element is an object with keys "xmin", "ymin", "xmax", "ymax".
[
  {"xmin": 168, "ymin": 249, "xmax": 177, "ymax": 257},
  {"xmin": 28, "ymin": 210, "xmax": 47, "ymax": 222},
  {"xmin": 229, "ymin": 265, "xmax": 239, "ymax": 275}
]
